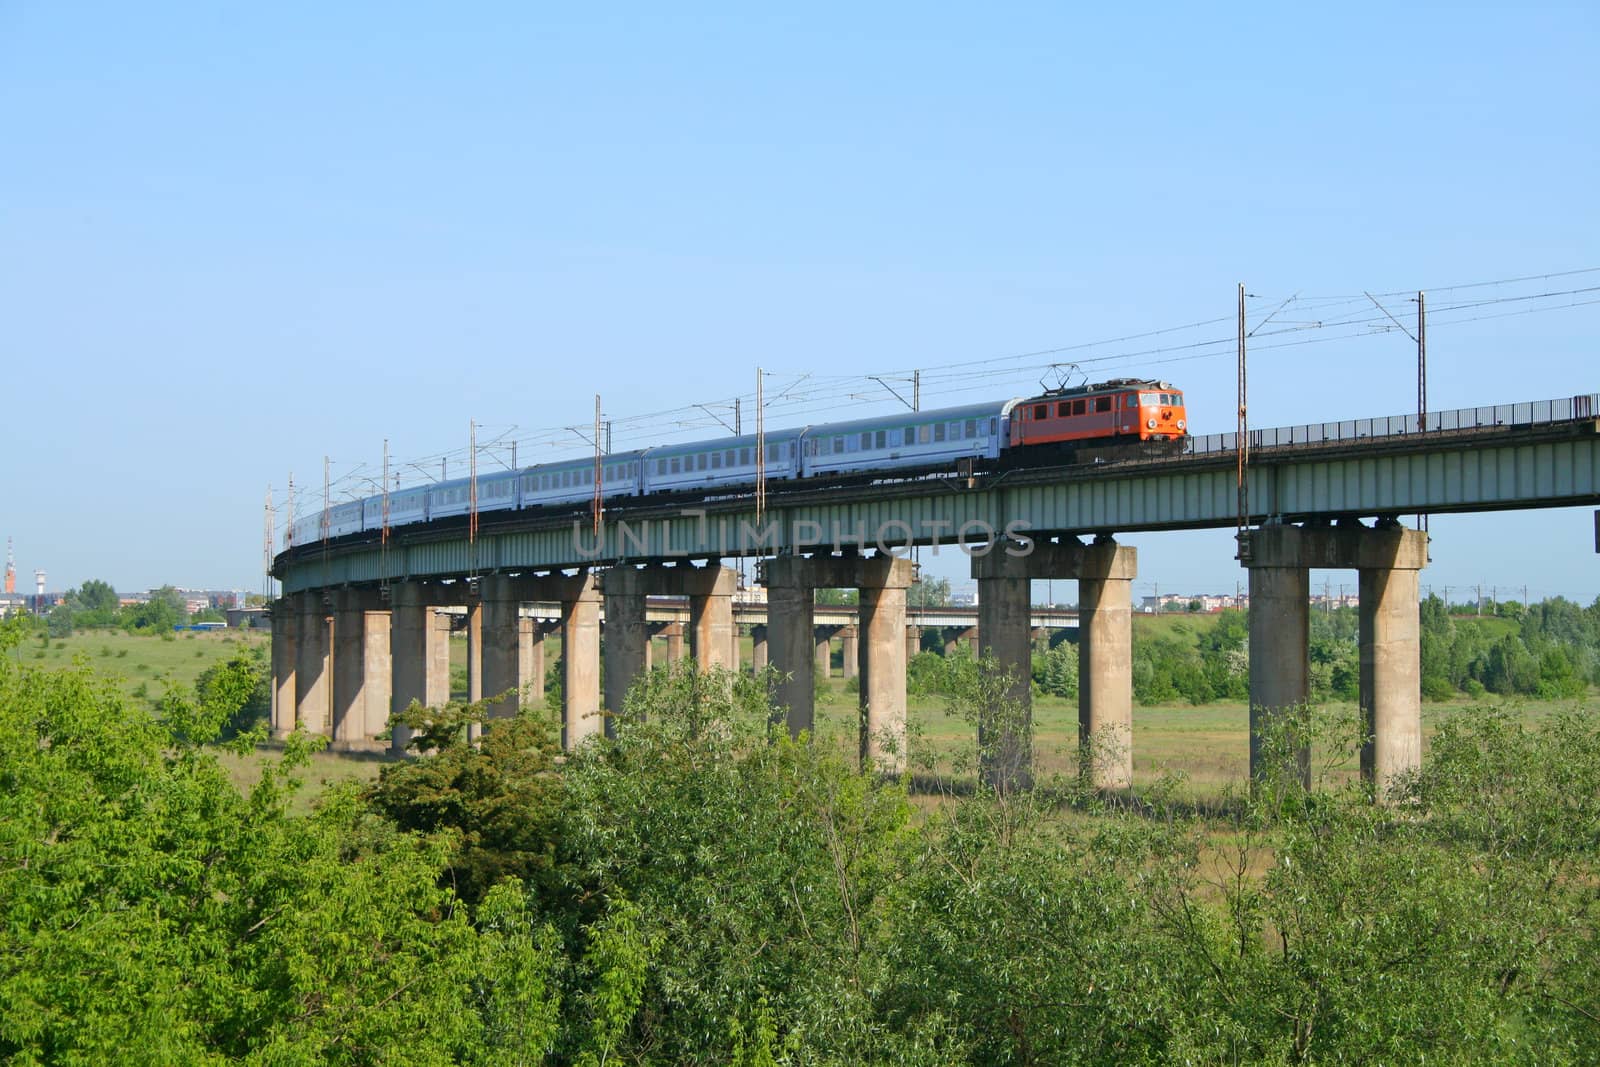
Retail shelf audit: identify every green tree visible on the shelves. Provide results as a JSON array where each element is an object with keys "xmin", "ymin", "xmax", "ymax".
[
  {"xmin": 74, "ymin": 578, "xmax": 119, "ymax": 617},
  {"xmin": 123, "ymin": 585, "xmax": 186, "ymax": 632},
  {"xmin": 909, "ymin": 575, "xmax": 952, "ymax": 609}
]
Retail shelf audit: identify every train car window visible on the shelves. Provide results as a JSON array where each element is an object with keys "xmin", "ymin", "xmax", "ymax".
[
  {"xmin": 875, "ymin": 429, "xmax": 886, "ymax": 449},
  {"xmin": 832, "ymin": 436, "xmax": 843, "ymax": 454},
  {"xmin": 739, "ymin": 447, "xmax": 750, "ymax": 465},
  {"xmin": 711, "ymin": 453, "xmax": 722, "ymax": 469},
  {"xmin": 965, "ymin": 419, "xmax": 977, "ymax": 438},
  {"xmin": 724, "ymin": 450, "xmax": 734, "ymax": 466},
  {"xmin": 670, "ymin": 457, "xmax": 681, "ymax": 474},
  {"xmin": 859, "ymin": 432, "xmax": 870, "ymax": 450},
  {"xmin": 1095, "ymin": 396, "xmax": 1112, "ymax": 413},
  {"xmin": 919, "ymin": 426, "xmax": 931, "ymax": 444},
  {"xmin": 934, "ymin": 422, "xmax": 946, "ymax": 442},
  {"xmin": 1057, "ymin": 403, "xmax": 1070, "ymax": 418},
  {"xmin": 990, "ymin": 417, "xmax": 998, "ymax": 435},
  {"xmin": 903, "ymin": 425, "xmax": 915, "ymax": 443},
  {"xmin": 700, "ymin": 454, "xmax": 710, "ymax": 471},
  {"xmin": 1033, "ymin": 404, "xmax": 1048, "ymax": 420}
]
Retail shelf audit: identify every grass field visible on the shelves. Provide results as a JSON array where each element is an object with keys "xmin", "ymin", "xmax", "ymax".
[{"xmin": 20, "ymin": 622, "xmax": 1591, "ymax": 808}]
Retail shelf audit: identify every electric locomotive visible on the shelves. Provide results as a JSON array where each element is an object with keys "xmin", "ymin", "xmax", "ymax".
[{"xmin": 1009, "ymin": 378, "xmax": 1187, "ymax": 461}]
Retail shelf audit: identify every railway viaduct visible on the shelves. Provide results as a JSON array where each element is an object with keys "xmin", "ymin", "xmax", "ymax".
[{"xmin": 270, "ymin": 394, "xmax": 1599, "ymax": 798}]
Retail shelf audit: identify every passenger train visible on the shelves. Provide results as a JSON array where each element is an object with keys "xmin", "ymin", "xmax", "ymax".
[{"xmin": 284, "ymin": 378, "xmax": 1187, "ymax": 549}]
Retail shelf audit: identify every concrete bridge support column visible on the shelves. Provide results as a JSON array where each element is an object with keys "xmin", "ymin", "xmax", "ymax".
[
  {"xmin": 943, "ymin": 626, "xmax": 978, "ymax": 657},
  {"xmin": 560, "ymin": 573, "xmax": 603, "ymax": 749},
  {"xmin": 1358, "ymin": 527, "xmax": 1428, "ymax": 801},
  {"xmin": 428, "ymin": 610, "xmax": 452, "ymax": 707},
  {"xmin": 361, "ymin": 608, "xmax": 392, "ymax": 741},
  {"xmin": 270, "ymin": 603, "xmax": 296, "ymax": 739},
  {"xmin": 815, "ymin": 628, "xmax": 835, "ymax": 680},
  {"xmin": 1243, "ymin": 522, "xmax": 1428, "ymax": 794},
  {"xmin": 294, "ymin": 591, "xmax": 330, "ymax": 736},
  {"xmin": 760, "ymin": 557, "xmax": 817, "ymax": 738},
  {"xmin": 1078, "ymin": 542, "xmax": 1136, "ymax": 790},
  {"xmin": 519, "ymin": 617, "xmax": 545, "ymax": 709},
  {"xmin": 840, "ymin": 626, "xmax": 859, "ymax": 680},
  {"xmin": 465, "ymin": 599, "xmax": 483, "ymax": 706},
  {"xmin": 664, "ymin": 622, "xmax": 685, "ymax": 664},
  {"xmin": 750, "ymin": 625, "xmax": 768, "ymax": 674},
  {"xmin": 479, "ymin": 575, "xmax": 524, "ymax": 719},
  {"xmin": 857, "ymin": 557, "xmax": 914, "ymax": 773},
  {"xmin": 975, "ymin": 572, "xmax": 1033, "ymax": 791},
  {"xmin": 1247, "ymin": 562, "xmax": 1311, "ymax": 787},
  {"xmin": 688, "ymin": 569, "xmax": 737, "ymax": 672},
  {"xmin": 389, "ymin": 583, "xmax": 431, "ymax": 756},
  {"xmin": 758, "ymin": 553, "xmax": 911, "ymax": 766},
  {"xmin": 603, "ymin": 591, "xmax": 648, "ymax": 719},
  {"xmin": 331, "ymin": 589, "xmax": 387, "ymax": 749},
  {"xmin": 906, "ymin": 626, "xmax": 922, "ymax": 662},
  {"xmin": 973, "ymin": 537, "xmax": 1134, "ymax": 792}
]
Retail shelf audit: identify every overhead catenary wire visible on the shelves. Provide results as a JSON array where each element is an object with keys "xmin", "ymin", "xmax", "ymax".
[{"xmin": 282, "ymin": 269, "xmax": 1600, "ymax": 514}]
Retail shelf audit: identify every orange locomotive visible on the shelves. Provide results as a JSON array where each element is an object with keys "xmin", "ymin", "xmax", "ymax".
[{"xmin": 1010, "ymin": 377, "xmax": 1188, "ymax": 458}]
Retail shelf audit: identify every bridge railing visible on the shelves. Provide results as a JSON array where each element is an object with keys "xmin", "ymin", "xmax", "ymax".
[{"xmin": 1187, "ymin": 393, "xmax": 1597, "ymax": 455}]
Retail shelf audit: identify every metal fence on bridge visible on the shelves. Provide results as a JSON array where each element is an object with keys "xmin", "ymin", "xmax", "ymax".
[{"xmin": 1186, "ymin": 393, "xmax": 1597, "ymax": 455}]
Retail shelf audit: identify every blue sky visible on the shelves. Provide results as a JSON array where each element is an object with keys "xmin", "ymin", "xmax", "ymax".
[{"xmin": 2, "ymin": 2, "xmax": 1596, "ymax": 603}]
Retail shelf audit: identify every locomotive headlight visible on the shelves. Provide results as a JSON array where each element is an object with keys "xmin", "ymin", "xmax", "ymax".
[
  {"xmin": 1146, "ymin": 418, "xmax": 1156, "ymax": 429},
  {"xmin": 1176, "ymin": 419, "xmax": 1186, "ymax": 430}
]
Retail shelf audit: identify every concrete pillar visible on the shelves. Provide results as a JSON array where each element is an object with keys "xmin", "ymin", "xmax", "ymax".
[
  {"xmin": 390, "ymin": 583, "xmax": 430, "ymax": 756},
  {"xmin": 1248, "ymin": 564, "xmax": 1312, "ymax": 787},
  {"xmin": 857, "ymin": 558, "xmax": 913, "ymax": 773},
  {"xmin": 362, "ymin": 609, "xmax": 392, "ymax": 740},
  {"xmin": 906, "ymin": 626, "xmax": 922, "ymax": 662},
  {"xmin": 815, "ymin": 630, "xmax": 833, "ymax": 680},
  {"xmin": 1078, "ymin": 542, "xmax": 1136, "ymax": 790},
  {"xmin": 520, "ymin": 618, "xmax": 545, "ymax": 708},
  {"xmin": 561, "ymin": 574, "xmax": 602, "ymax": 749},
  {"xmin": 466, "ymin": 599, "xmax": 483, "ymax": 705},
  {"xmin": 664, "ymin": 622, "xmax": 685, "ymax": 664},
  {"xmin": 689, "ymin": 585, "xmax": 735, "ymax": 671},
  {"xmin": 332, "ymin": 589, "xmax": 386, "ymax": 749},
  {"xmin": 943, "ymin": 626, "xmax": 978, "ymax": 657},
  {"xmin": 478, "ymin": 575, "xmax": 524, "ymax": 719},
  {"xmin": 604, "ymin": 592, "xmax": 648, "ymax": 717},
  {"xmin": 294, "ymin": 591, "xmax": 330, "ymax": 735},
  {"xmin": 764, "ymin": 567, "xmax": 816, "ymax": 738},
  {"xmin": 750, "ymin": 625, "xmax": 768, "ymax": 674},
  {"xmin": 1359, "ymin": 530, "xmax": 1427, "ymax": 800},
  {"xmin": 270, "ymin": 602, "xmax": 296, "ymax": 738},
  {"xmin": 840, "ymin": 625, "xmax": 859, "ymax": 680},
  {"xmin": 976, "ymin": 575, "xmax": 1033, "ymax": 791},
  {"xmin": 428, "ymin": 610, "xmax": 452, "ymax": 707}
]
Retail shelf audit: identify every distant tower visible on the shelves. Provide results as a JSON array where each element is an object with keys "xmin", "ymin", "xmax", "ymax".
[
  {"xmin": 4, "ymin": 538, "xmax": 14, "ymax": 594},
  {"xmin": 34, "ymin": 569, "xmax": 46, "ymax": 597}
]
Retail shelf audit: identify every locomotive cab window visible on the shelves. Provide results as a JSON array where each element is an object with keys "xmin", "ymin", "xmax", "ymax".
[
  {"xmin": 1033, "ymin": 404, "xmax": 1048, "ymax": 420},
  {"xmin": 1095, "ymin": 396, "xmax": 1112, "ymax": 413}
]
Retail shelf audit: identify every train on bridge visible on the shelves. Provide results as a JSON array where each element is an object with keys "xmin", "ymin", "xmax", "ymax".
[{"xmin": 286, "ymin": 379, "xmax": 1188, "ymax": 548}]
